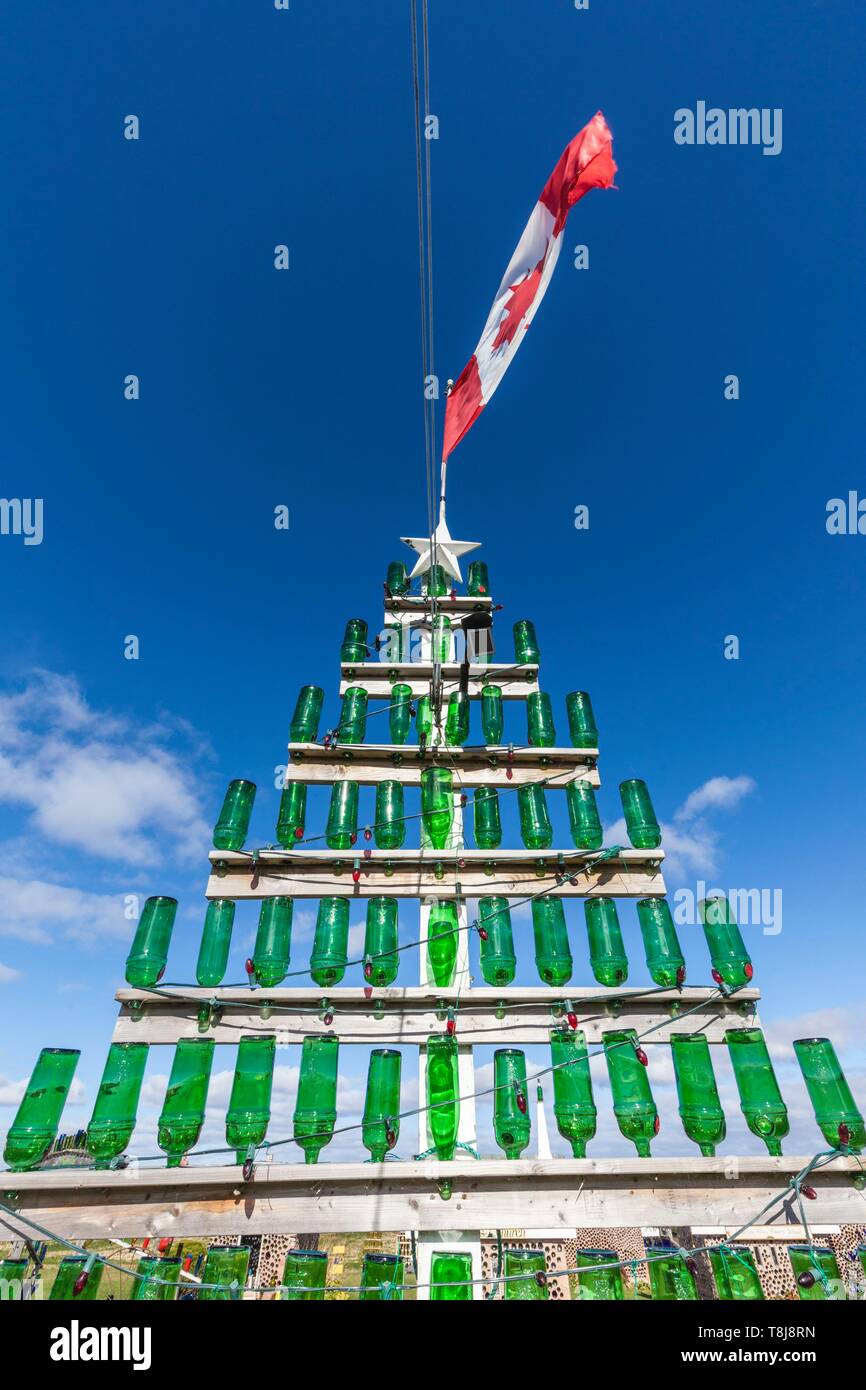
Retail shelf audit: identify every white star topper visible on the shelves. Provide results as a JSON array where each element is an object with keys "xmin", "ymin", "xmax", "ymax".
[{"xmin": 401, "ymin": 516, "xmax": 481, "ymax": 583}]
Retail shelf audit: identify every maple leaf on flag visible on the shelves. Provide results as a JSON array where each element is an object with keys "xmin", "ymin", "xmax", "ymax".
[{"xmin": 490, "ymin": 258, "xmax": 545, "ymax": 353}]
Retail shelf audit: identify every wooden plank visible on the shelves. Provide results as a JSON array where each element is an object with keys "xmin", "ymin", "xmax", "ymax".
[
  {"xmin": 205, "ymin": 847, "xmax": 666, "ymax": 901},
  {"xmin": 111, "ymin": 986, "xmax": 759, "ymax": 1046},
  {"xmin": 3, "ymin": 1157, "xmax": 858, "ymax": 1238},
  {"xmin": 283, "ymin": 743, "xmax": 599, "ymax": 788},
  {"xmin": 339, "ymin": 662, "xmax": 538, "ymax": 700},
  {"xmin": 385, "ymin": 595, "xmax": 493, "ymax": 614}
]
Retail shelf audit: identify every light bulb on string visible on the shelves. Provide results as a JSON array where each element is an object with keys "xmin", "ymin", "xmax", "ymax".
[
  {"xmin": 711, "ymin": 969, "xmax": 723, "ymax": 986},
  {"xmin": 352, "ymin": 860, "xmax": 362, "ymax": 883},
  {"xmin": 801, "ymin": 1185, "xmax": 818, "ymax": 1200},
  {"xmin": 839, "ymin": 1122, "xmax": 851, "ymax": 1147},
  {"xmin": 515, "ymin": 1082, "xmax": 527, "ymax": 1114},
  {"xmin": 294, "ymin": 825, "xmax": 304, "ymax": 839},
  {"xmin": 446, "ymin": 1008, "xmax": 456, "ymax": 1037},
  {"xmin": 363, "ymin": 955, "xmax": 373, "ymax": 981},
  {"xmin": 798, "ymin": 1271, "xmax": 816, "ymax": 1289},
  {"xmin": 675, "ymin": 965, "xmax": 686, "ymax": 986},
  {"xmin": 245, "ymin": 958, "xmax": 255, "ymax": 984},
  {"xmin": 73, "ymin": 1254, "xmax": 97, "ymax": 1296},
  {"xmin": 744, "ymin": 962, "xmax": 754, "ymax": 980},
  {"xmin": 242, "ymin": 1143, "xmax": 256, "ymax": 1181}
]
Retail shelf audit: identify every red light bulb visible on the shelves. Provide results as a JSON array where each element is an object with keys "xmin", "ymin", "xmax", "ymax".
[
  {"xmin": 157, "ymin": 1237, "xmax": 171, "ymax": 1253},
  {"xmin": 364, "ymin": 827, "xmax": 372, "ymax": 841},
  {"xmin": 567, "ymin": 1011, "xmax": 578, "ymax": 1030},
  {"xmin": 516, "ymin": 1088, "xmax": 527, "ymax": 1114},
  {"xmin": 156, "ymin": 966, "xmax": 165, "ymax": 982},
  {"xmin": 323, "ymin": 1010, "xmax": 334, "ymax": 1026},
  {"xmin": 797, "ymin": 1271, "xmax": 816, "ymax": 1289},
  {"xmin": 477, "ymin": 926, "xmax": 489, "ymax": 942},
  {"xmin": 73, "ymin": 1271, "xmax": 90, "ymax": 1296},
  {"xmin": 675, "ymin": 965, "xmax": 686, "ymax": 986},
  {"xmin": 654, "ymin": 1114, "xmax": 661, "ymax": 1135},
  {"xmin": 364, "ymin": 957, "xmax": 373, "ymax": 980},
  {"xmin": 460, "ymin": 794, "xmax": 467, "ymax": 808},
  {"xmin": 450, "ymin": 587, "xmax": 457, "ymax": 600},
  {"xmin": 349, "ymin": 832, "xmax": 357, "ymax": 846},
  {"xmin": 534, "ymin": 1270, "xmax": 547, "ymax": 1289},
  {"xmin": 294, "ymin": 826, "xmax": 304, "ymax": 839},
  {"xmin": 635, "ymin": 1047, "xmax": 648, "ymax": 1066},
  {"xmin": 245, "ymin": 957, "xmax": 255, "ymax": 979},
  {"xmin": 744, "ymin": 962, "xmax": 754, "ymax": 980},
  {"xmin": 506, "ymin": 767, "xmax": 513, "ymax": 780},
  {"xmin": 801, "ymin": 1185, "xmax": 817, "ymax": 1200},
  {"xmin": 363, "ymin": 985, "xmax": 373, "ymax": 1000},
  {"xmin": 386, "ymin": 1121, "xmax": 397, "ymax": 1150},
  {"xmin": 446, "ymin": 1010, "xmax": 456, "ymax": 1037},
  {"xmin": 711, "ymin": 968, "xmax": 723, "ymax": 986},
  {"xmin": 458, "ymin": 857, "xmax": 466, "ymax": 870},
  {"xmin": 839, "ymin": 1122, "xmax": 851, "ymax": 1147},
  {"xmin": 352, "ymin": 869, "xmax": 361, "ymax": 883}
]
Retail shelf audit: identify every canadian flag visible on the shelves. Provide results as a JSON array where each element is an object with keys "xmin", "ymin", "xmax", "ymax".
[{"xmin": 442, "ymin": 112, "xmax": 616, "ymax": 460}]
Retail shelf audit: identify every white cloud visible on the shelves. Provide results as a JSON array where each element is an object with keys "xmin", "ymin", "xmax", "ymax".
[
  {"xmin": 0, "ymin": 963, "xmax": 22, "ymax": 983},
  {"xmin": 607, "ymin": 775, "xmax": 757, "ymax": 878},
  {"xmin": 675, "ymin": 776, "xmax": 757, "ymax": 823},
  {"xmin": 0, "ymin": 1075, "xmax": 85, "ymax": 1108},
  {"xmin": 0, "ymin": 671, "xmax": 212, "ymax": 866},
  {"xmin": 0, "ymin": 876, "xmax": 133, "ymax": 945}
]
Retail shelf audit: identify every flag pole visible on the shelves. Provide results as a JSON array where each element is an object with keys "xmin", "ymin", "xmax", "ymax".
[{"xmin": 440, "ymin": 378, "xmax": 453, "ymax": 525}]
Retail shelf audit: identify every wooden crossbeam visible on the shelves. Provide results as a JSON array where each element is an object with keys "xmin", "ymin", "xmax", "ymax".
[
  {"xmin": 111, "ymin": 986, "xmax": 758, "ymax": 1046},
  {"xmin": 283, "ymin": 743, "xmax": 599, "ymax": 787},
  {"xmin": 385, "ymin": 595, "xmax": 493, "ymax": 614},
  {"xmin": 206, "ymin": 847, "xmax": 666, "ymax": 900},
  {"xmin": 3, "ymin": 1156, "xmax": 858, "ymax": 1239},
  {"xmin": 339, "ymin": 662, "xmax": 538, "ymax": 699}
]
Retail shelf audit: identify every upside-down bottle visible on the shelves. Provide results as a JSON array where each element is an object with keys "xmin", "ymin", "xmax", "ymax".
[
  {"xmin": 584, "ymin": 898, "xmax": 629, "ymax": 986},
  {"xmin": 518, "ymin": 784, "xmax": 553, "ymax": 850},
  {"xmin": 375, "ymin": 780, "xmax": 405, "ymax": 849},
  {"xmin": 213, "ymin": 780, "xmax": 256, "ymax": 852},
  {"xmin": 421, "ymin": 767, "xmax": 454, "ymax": 848},
  {"xmin": 196, "ymin": 898, "xmax": 236, "ymax": 986},
  {"xmin": 726, "ymin": 1027, "xmax": 789, "ymax": 1155},
  {"xmin": 603, "ymin": 1029, "xmax": 659, "ymax": 1157},
  {"xmin": 85, "ymin": 1041, "xmax": 149, "ymax": 1168},
  {"xmin": 427, "ymin": 900, "xmax": 459, "ymax": 987},
  {"xmin": 276, "ymin": 782, "xmax": 307, "ymax": 847},
  {"xmin": 513, "ymin": 620, "xmax": 540, "ymax": 665},
  {"xmin": 289, "ymin": 685, "xmax": 324, "ymax": 742},
  {"xmin": 364, "ymin": 896, "xmax": 399, "ymax": 987},
  {"xmin": 527, "ymin": 691, "xmax": 556, "ymax": 747},
  {"xmin": 425, "ymin": 1034, "xmax": 459, "ymax": 1162},
  {"xmin": 325, "ymin": 781, "xmax": 359, "ymax": 849},
  {"xmin": 252, "ymin": 897, "xmax": 293, "ymax": 986},
  {"xmin": 445, "ymin": 691, "xmax": 470, "ymax": 745},
  {"xmin": 310, "ymin": 897, "xmax": 349, "ymax": 987},
  {"xmin": 637, "ymin": 897, "xmax": 686, "ymax": 987},
  {"xmin": 550, "ymin": 1028, "xmax": 597, "ymax": 1158},
  {"xmin": 362, "ymin": 1048, "xmax": 402, "ymax": 1162},
  {"xmin": 157, "ymin": 1038, "xmax": 214, "ymax": 1167},
  {"xmin": 481, "ymin": 685, "xmax": 504, "ymax": 744},
  {"xmin": 340, "ymin": 618, "xmax": 368, "ymax": 663},
  {"xmin": 293, "ymin": 1034, "xmax": 339, "ymax": 1164},
  {"xmin": 281, "ymin": 1249, "xmax": 329, "ymax": 1301},
  {"xmin": 389, "ymin": 683, "xmax": 413, "ymax": 744},
  {"xmin": 493, "ymin": 1049, "xmax": 531, "ymax": 1159},
  {"xmin": 467, "ymin": 560, "xmax": 489, "ymax": 596},
  {"xmin": 699, "ymin": 895, "xmax": 753, "ymax": 987},
  {"xmin": 619, "ymin": 779, "xmax": 661, "ymax": 849},
  {"xmin": 474, "ymin": 786, "xmax": 502, "ymax": 849},
  {"xmin": 3, "ymin": 1048, "xmax": 81, "ymax": 1171},
  {"xmin": 670, "ymin": 1032, "xmax": 726, "ymax": 1156},
  {"xmin": 125, "ymin": 895, "xmax": 178, "ymax": 987},
  {"xmin": 225, "ymin": 1034, "xmax": 276, "ymax": 1163},
  {"xmin": 338, "ymin": 687, "xmax": 368, "ymax": 744},
  {"xmin": 566, "ymin": 780, "xmax": 603, "ymax": 851},
  {"xmin": 566, "ymin": 691, "xmax": 598, "ymax": 748},
  {"xmin": 532, "ymin": 896, "xmax": 572, "ymax": 986},
  {"xmin": 478, "ymin": 897, "xmax": 516, "ymax": 986},
  {"xmin": 793, "ymin": 1037, "xmax": 865, "ymax": 1151},
  {"xmin": 575, "ymin": 1250, "xmax": 624, "ymax": 1301}
]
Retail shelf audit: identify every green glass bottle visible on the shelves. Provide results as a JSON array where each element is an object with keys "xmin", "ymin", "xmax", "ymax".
[
  {"xmin": 550, "ymin": 1028, "xmax": 597, "ymax": 1157},
  {"xmin": 382, "ymin": 622, "xmax": 403, "ymax": 663},
  {"xmin": 416, "ymin": 694, "xmax": 434, "ymax": 742},
  {"xmin": 125, "ymin": 895, "xmax": 178, "ymax": 987},
  {"xmin": 276, "ymin": 782, "xmax": 307, "ymax": 847},
  {"xmin": 603, "ymin": 1029, "xmax": 659, "ymax": 1157},
  {"xmin": 423, "ymin": 565, "xmax": 448, "ymax": 597},
  {"xmin": 793, "ymin": 1037, "xmax": 865, "ymax": 1151},
  {"xmin": 575, "ymin": 1250, "xmax": 624, "ymax": 1300},
  {"xmin": 426, "ymin": 1033, "xmax": 459, "ymax": 1160},
  {"xmin": 196, "ymin": 898, "xmax": 236, "ymax": 986},
  {"xmin": 289, "ymin": 685, "xmax": 324, "ymax": 742},
  {"xmin": 340, "ymin": 618, "xmax": 368, "ymax": 663},
  {"xmin": 478, "ymin": 897, "xmax": 516, "ymax": 986},
  {"xmin": 421, "ymin": 767, "xmax": 454, "ymax": 849},
  {"xmin": 566, "ymin": 690, "xmax": 598, "ymax": 748},
  {"xmin": 389, "ymin": 682, "xmax": 413, "ymax": 744},
  {"xmin": 325, "ymin": 781, "xmax": 359, "ymax": 850},
  {"xmin": 282, "ymin": 1249, "xmax": 329, "ymax": 1300},
  {"xmin": 699, "ymin": 896, "xmax": 753, "ymax": 987},
  {"xmin": 362, "ymin": 1048, "xmax": 402, "ymax": 1161},
  {"xmin": 493, "ymin": 1049, "xmax": 531, "ymax": 1159},
  {"xmin": 3, "ymin": 1047, "xmax": 81, "ymax": 1171},
  {"xmin": 504, "ymin": 1249, "xmax": 547, "ymax": 1300},
  {"xmin": 226, "ymin": 1034, "xmax": 276, "ymax": 1162},
  {"xmin": 518, "ymin": 784, "xmax": 553, "ymax": 850},
  {"xmin": 646, "ymin": 1246, "xmax": 698, "ymax": 1301},
  {"xmin": 338, "ymin": 687, "xmax": 368, "ymax": 744},
  {"xmin": 86, "ymin": 1041, "xmax": 148, "ymax": 1168},
  {"xmin": 789, "ymin": 1245, "xmax": 845, "ymax": 1301},
  {"xmin": 584, "ymin": 898, "xmax": 629, "ymax": 986},
  {"xmin": 513, "ymin": 619, "xmax": 540, "ymax": 665},
  {"xmin": 532, "ymin": 896, "xmax": 572, "ymax": 986},
  {"xmin": 0, "ymin": 1258, "xmax": 28, "ymax": 1300},
  {"xmin": 252, "ymin": 897, "xmax": 293, "ymax": 986},
  {"xmin": 310, "ymin": 897, "xmax": 349, "ymax": 986},
  {"xmin": 427, "ymin": 900, "xmax": 459, "ymax": 987},
  {"xmin": 375, "ymin": 780, "xmax": 405, "ymax": 849},
  {"xmin": 726, "ymin": 1028, "xmax": 789, "ymax": 1155},
  {"xmin": 360, "ymin": 1253, "xmax": 404, "ymax": 1301},
  {"xmin": 213, "ymin": 779, "xmax": 256, "ymax": 851},
  {"xmin": 445, "ymin": 691, "xmax": 470, "ymax": 745},
  {"xmin": 619, "ymin": 779, "xmax": 661, "ymax": 850},
  {"xmin": 480, "ymin": 685, "xmax": 504, "ymax": 744},
  {"xmin": 431, "ymin": 614, "xmax": 452, "ymax": 662},
  {"xmin": 199, "ymin": 1245, "xmax": 250, "ymax": 1301},
  {"xmin": 430, "ymin": 1251, "xmax": 473, "ymax": 1300},
  {"xmin": 637, "ymin": 898, "xmax": 685, "ymax": 987},
  {"xmin": 467, "ymin": 560, "xmax": 489, "ymax": 596},
  {"xmin": 49, "ymin": 1256, "xmax": 105, "ymax": 1302},
  {"xmin": 527, "ymin": 691, "xmax": 556, "ymax": 747},
  {"xmin": 707, "ymin": 1247, "xmax": 764, "ymax": 1301},
  {"xmin": 670, "ymin": 1033, "xmax": 726, "ymax": 1156},
  {"xmin": 133, "ymin": 1255, "xmax": 181, "ymax": 1302},
  {"xmin": 364, "ymin": 896, "xmax": 399, "ymax": 986},
  {"xmin": 566, "ymin": 780, "xmax": 603, "ymax": 851},
  {"xmin": 386, "ymin": 560, "xmax": 410, "ymax": 595},
  {"xmin": 157, "ymin": 1037, "xmax": 215, "ymax": 1166},
  {"xmin": 293, "ymin": 1034, "xmax": 339, "ymax": 1163},
  {"xmin": 474, "ymin": 786, "xmax": 502, "ymax": 849}
]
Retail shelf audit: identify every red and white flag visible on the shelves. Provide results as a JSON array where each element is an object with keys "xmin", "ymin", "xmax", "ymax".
[{"xmin": 442, "ymin": 111, "xmax": 616, "ymax": 460}]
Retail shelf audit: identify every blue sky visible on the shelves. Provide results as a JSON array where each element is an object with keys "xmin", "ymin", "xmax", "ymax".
[{"xmin": 1, "ymin": 0, "xmax": 865, "ymax": 1165}]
